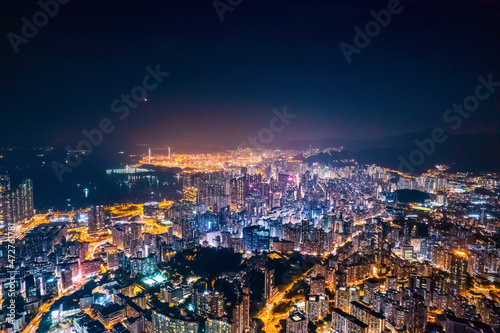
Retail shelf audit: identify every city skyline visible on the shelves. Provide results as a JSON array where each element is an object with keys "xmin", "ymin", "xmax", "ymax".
[
  {"xmin": 2, "ymin": 150, "xmax": 499, "ymax": 333},
  {"xmin": 1, "ymin": 1, "xmax": 500, "ymax": 333}
]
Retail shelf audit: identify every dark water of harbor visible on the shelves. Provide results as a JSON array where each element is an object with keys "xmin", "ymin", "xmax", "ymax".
[{"xmin": 0, "ymin": 147, "xmax": 182, "ymax": 211}]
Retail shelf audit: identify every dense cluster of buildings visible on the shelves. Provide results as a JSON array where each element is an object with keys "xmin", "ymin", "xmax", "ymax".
[
  {"xmin": 0, "ymin": 149, "xmax": 499, "ymax": 333},
  {"xmin": 0, "ymin": 176, "xmax": 34, "ymax": 232}
]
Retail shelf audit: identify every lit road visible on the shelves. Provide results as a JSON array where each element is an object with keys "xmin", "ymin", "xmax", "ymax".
[
  {"xmin": 16, "ymin": 214, "xmax": 49, "ymax": 239},
  {"xmin": 89, "ymin": 237, "xmax": 112, "ymax": 259},
  {"xmin": 23, "ymin": 288, "xmax": 70, "ymax": 333},
  {"xmin": 255, "ymin": 222, "xmax": 372, "ymax": 333},
  {"xmin": 354, "ymin": 210, "xmax": 384, "ymax": 225},
  {"xmin": 256, "ymin": 267, "xmax": 313, "ymax": 333},
  {"xmin": 23, "ymin": 281, "xmax": 86, "ymax": 333},
  {"xmin": 318, "ymin": 324, "xmax": 333, "ymax": 333}
]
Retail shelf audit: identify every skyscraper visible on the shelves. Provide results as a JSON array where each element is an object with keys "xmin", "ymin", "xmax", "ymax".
[
  {"xmin": 408, "ymin": 294, "xmax": 427, "ymax": 333},
  {"xmin": 306, "ymin": 294, "xmax": 329, "ymax": 323},
  {"xmin": 350, "ymin": 301, "xmax": 386, "ymax": 333},
  {"xmin": 232, "ymin": 289, "xmax": 249, "ymax": 333},
  {"xmin": 332, "ymin": 308, "xmax": 369, "ymax": 333},
  {"xmin": 194, "ymin": 290, "xmax": 225, "ymax": 318},
  {"xmin": 88, "ymin": 205, "xmax": 105, "ymax": 233},
  {"xmin": 151, "ymin": 306, "xmax": 199, "ymax": 333},
  {"xmin": 207, "ymin": 318, "xmax": 232, "ymax": 333},
  {"xmin": 310, "ymin": 275, "xmax": 326, "ymax": 295},
  {"xmin": 0, "ymin": 175, "xmax": 10, "ymax": 194},
  {"xmin": 373, "ymin": 222, "xmax": 384, "ymax": 267},
  {"xmin": 286, "ymin": 309, "xmax": 307, "ymax": 333},
  {"xmin": 363, "ymin": 278, "xmax": 381, "ymax": 305},
  {"xmin": 230, "ymin": 177, "xmax": 247, "ymax": 206},
  {"xmin": 211, "ymin": 291, "xmax": 225, "ymax": 318},
  {"xmin": 242, "ymin": 226, "xmax": 270, "ymax": 252},
  {"xmin": 18, "ymin": 179, "xmax": 34, "ymax": 221},
  {"xmin": 335, "ymin": 287, "xmax": 360, "ymax": 313},
  {"xmin": 450, "ymin": 251, "xmax": 468, "ymax": 295},
  {"xmin": 0, "ymin": 178, "xmax": 34, "ymax": 230},
  {"xmin": 264, "ymin": 268, "xmax": 274, "ymax": 300},
  {"xmin": 112, "ymin": 225, "xmax": 126, "ymax": 249}
]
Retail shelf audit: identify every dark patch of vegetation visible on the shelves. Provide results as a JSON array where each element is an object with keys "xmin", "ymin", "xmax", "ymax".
[
  {"xmin": 170, "ymin": 247, "xmax": 243, "ymax": 278},
  {"xmin": 272, "ymin": 301, "xmax": 293, "ymax": 314},
  {"xmin": 285, "ymin": 279, "xmax": 306, "ymax": 299},
  {"xmin": 394, "ymin": 189, "xmax": 432, "ymax": 204},
  {"xmin": 308, "ymin": 321, "xmax": 318, "ymax": 333}
]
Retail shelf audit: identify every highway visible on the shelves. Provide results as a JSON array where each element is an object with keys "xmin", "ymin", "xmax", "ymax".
[
  {"xmin": 256, "ymin": 267, "xmax": 313, "ymax": 333},
  {"xmin": 89, "ymin": 237, "xmax": 112, "ymax": 260}
]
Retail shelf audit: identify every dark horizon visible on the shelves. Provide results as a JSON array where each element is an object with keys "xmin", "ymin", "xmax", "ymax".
[{"xmin": 1, "ymin": 0, "xmax": 499, "ymax": 151}]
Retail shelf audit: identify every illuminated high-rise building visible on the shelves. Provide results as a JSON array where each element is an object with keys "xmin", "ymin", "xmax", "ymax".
[
  {"xmin": 336, "ymin": 287, "xmax": 360, "ymax": 313},
  {"xmin": 112, "ymin": 225, "xmax": 126, "ymax": 249},
  {"xmin": 306, "ymin": 294, "xmax": 329, "ymax": 322},
  {"xmin": 332, "ymin": 308, "xmax": 369, "ymax": 333},
  {"xmin": 310, "ymin": 275, "xmax": 326, "ymax": 295},
  {"xmin": 301, "ymin": 219, "xmax": 311, "ymax": 243},
  {"xmin": 232, "ymin": 289, "xmax": 250, "ymax": 333},
  {"xmin": 373, "ymin": 222, "xmax": 384, "ymax": 266},
  {"xmin": 195, "ymin": 290, "xmax": 225, "ymax": 318},
  {"xmin": 230, "ymin": 177, "xmax": 246, "ymax": 206},
  {"xmin": 408, "ymin": 295, "xmax": 427, "ymax": 333},
  {"xmin": 385, "ymin": 276, "xmax": 398, "ymax": 290},
  {"xmin": 88, "ymin": 205, "xmax": 105, "ymax": 233},
  {"xmin": 286, "ymin": 309, "xmax": 307, "ymax": 333},
  {"xmin": 211, "ymin": 292, "xmax": 225, "ymax": 318},
  {"xmin": 450, "ymin": 251, "xmax": 468, "ymax": 295},
  {"xmin": 194, "ymin": 290, "xmax": 213, "ymax": 318},
  {"xmin": 264, "ymin": 268, "xmax": 274, "ymax": 300},
  {"xmin": 0, "ymin": 178, "xmax": 34, "ymax": 230},
  {"xmin": 60, "ymin": 268, "xmax": 73, "ymax": 291},
  {"xmin": 151, "ymin": 306, "xmax": 199, "ymax": 333},
  {"xmin": 363, "ymin": 278, "xmax": 381, "ymax": 305},
  {"xmin": 0, "ymin": 175, "xmax": 10, "ymax": 194},
  {"xmin": 242, "ymin": 226, "xmax": 270, "ymax": 252},
  {"xmin": 350, "ymin": 301, "xmax": 386, "ymax": 333},
  {"xmin": 207, "ymin": 318, "xmax": 232, "ymax": 333}
]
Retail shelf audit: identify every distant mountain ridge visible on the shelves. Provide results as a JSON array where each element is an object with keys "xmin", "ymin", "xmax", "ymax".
[
  {"xmin": 295, "ymin": 130, "xmax": 500, "ymax": 173},
  {"xmin": 278, "ymin": 128, "xmax": 444, "ymax": 151}
]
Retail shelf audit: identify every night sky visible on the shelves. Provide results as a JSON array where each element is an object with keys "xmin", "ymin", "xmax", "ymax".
[{"xmin": 1, "ymin": 0, "xmax": 499, "ymax": 151}]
